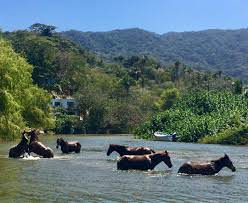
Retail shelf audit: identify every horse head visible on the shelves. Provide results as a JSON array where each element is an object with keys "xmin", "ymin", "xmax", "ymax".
[
  {"xmin": 56, "ymin": 138, "xmax": 64, "ymax": 149},
  {"xmin": 223, "ymin": 154, "xmax": 236, "ymax": 172},
  {"xmin": 161, "ymin": 151, "xmax": 173, "ymax": 168},
  {"xmin": 107, "ymin": 144, "xmax": 114, "ymax": 156},
  {"xmin": 26, "ymin": 129, "xmax": 39, "ymax": 143}
]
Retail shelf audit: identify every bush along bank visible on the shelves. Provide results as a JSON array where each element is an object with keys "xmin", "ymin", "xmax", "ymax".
[{"xmin": 135, "ymin": 90, "xmax": 248, "ymax": 145}]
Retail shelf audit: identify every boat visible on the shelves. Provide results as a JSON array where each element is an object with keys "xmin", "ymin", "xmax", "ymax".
[{"xmin": 154, "ymin": 132, "xmax": 177, "ymax": 141}]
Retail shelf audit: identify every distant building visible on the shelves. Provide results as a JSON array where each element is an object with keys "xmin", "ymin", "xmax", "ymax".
[{"xmin": 51, "ymin": 96, "xmax": 79, "ymax": 115}]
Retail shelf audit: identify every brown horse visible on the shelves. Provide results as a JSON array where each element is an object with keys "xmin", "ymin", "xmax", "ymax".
[
  {"xmin": 56, "ymin": 138, "xmax": 81, "ymax": 153},
  {"xmin": 107, "ymin": 144, "xmax": 155, "ymax": 156},
  {"xmin": 27, "ymin": 129, "xmax": 54, "ymax": 158},
  {"xmin": 9, "ymin": 132, "xmax": 29, "ymax": 158},
  {"xmin": 178, "ymin": 154, "xmax": 236, "ymax": 175},
  {"xmin": 117, "ymin": 151, "xmax": 172, "ymax": 170}
]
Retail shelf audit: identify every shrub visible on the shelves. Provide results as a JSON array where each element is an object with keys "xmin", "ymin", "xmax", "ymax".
[
  {"xmin": 199, "ymin": 125, "xmax": 248, "ymax": 145},
  {"xmin": 135, "ymin": 90, "xmax": 248, "ymax": 144}
]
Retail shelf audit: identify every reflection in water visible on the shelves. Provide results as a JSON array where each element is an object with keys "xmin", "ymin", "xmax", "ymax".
[
  {"xmin": 0, "ymin": 157, "xmax": 23, "ymax": 201},
  {"xmin": 0, "ymin": 135, "xmax": 248, "ymax": 202}
]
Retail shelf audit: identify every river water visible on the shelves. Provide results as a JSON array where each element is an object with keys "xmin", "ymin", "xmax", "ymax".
[{"xmin": 0, "ymin": 135, "xmax": 247, "ymax": 202}]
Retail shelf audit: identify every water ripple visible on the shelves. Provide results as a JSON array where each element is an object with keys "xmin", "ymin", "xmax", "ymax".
[{"xmin": 0, "ymin": 135, "xmax": 248, "ymax": 202}]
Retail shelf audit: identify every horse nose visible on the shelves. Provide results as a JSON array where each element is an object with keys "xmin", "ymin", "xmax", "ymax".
[{"xmin": 232, "ymin": 167, "xmax": 236, "ymax": 172}]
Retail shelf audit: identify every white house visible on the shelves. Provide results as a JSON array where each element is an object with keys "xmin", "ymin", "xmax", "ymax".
[{"xmin": 51, "ymin": 96, "xmax": 79, "ymax": 115}]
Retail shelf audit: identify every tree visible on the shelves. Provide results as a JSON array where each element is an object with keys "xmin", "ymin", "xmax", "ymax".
[
  {"xmin": 120, "ymin": 74, "xmax": 135, "ymax": 94},
  {"xmin": 157, "ymin": 88, "xmax": 180, "ymax": 110},
  {"xmin": 171, "ymin": 61, "xmax": 180, "ymax": 82},
  {"xmin": 0, "ymin": 38, "xmax": 54, "ymax": 140},
  {"xmin": 29, "ymin": 23, "xmax": 57, "ymax": 37},
  {"xmin": 233, "ymin": 80, "xmax": 243, "ymax": 94}
]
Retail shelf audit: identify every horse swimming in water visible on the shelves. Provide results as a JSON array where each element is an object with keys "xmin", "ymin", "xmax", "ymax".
[
  {"xmin": 117, "ymin": 151, "xmax": 172, "ymax": 170},
  {"xmin": 56, "ymin": 138, "xmax": 81, "ymax": 153},
  {"xmin": 9, "ymin": 132, "xmax": 29, "ymax": 158},
  {"xmin": 107, "ymin": 144, "xmax": 155, "ymax": 156},
  {"xmin": 27, "ymin": 129, "xmax": 54, "ymax": 158},
  {"xmin": 178, "ymin": 154, "xmax": 236, "ymax": 175}
]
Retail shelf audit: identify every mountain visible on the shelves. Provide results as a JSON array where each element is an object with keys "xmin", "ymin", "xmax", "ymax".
[
  {"xmin": 1, "ymin": 25, "xmax": 238, "ymax": 137},
  {"xmin": 61, "ymin": 28, "xmax": 248, "ymax": 82}
]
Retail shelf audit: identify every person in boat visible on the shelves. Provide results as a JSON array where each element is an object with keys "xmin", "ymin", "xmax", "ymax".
[
  {"xmin": 178, "ymin": 154, "xmax": 236, "ymax": 175},
  {"xmin": 56, "ymin": 138, "xmax": 81, "ymax": 153},
  {"xmin": 27, "ymin": 129, "xmax": 54, "ymax": 158},
  {"xmin": 107, "ymin": 144, "xmax": 156, "ymax": 156},
  {"xmin": 9, "ymin": 131, "xmax": 29, "ymax": 158},
  {"xmin": 117, "ymin": 151, "xmax": 172, "ymax": 170}
]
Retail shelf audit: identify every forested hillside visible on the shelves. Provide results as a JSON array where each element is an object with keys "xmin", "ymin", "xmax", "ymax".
[
  {"xmin": 1, "ymin": 24, "xmax": 247, "ymax": 144},
  {"xmin": 1, "ymin": 25, "xmax": 172, "ymax": 137},
  {"xmin": 62, "ymin": 28, "xmax": 248, "ymax": 82}
]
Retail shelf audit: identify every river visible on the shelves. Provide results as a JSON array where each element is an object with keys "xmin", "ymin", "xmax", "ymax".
[{"xmin": 0, "ymin": 135, "xmax": 247, "ymax": 202}]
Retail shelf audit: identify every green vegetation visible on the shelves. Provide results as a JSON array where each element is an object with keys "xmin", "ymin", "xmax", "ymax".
[
  {"xmin": 199, "ymin": 125, "xmax": 248, "ymax": 145},
  {"xmin": 62, "ymin": 28, "xmax": 248, "ymax": 82},
  {"xmin": 2, "ymin": 24, "xmax": 248, "ymax": 144},
  {"xmin": 135, "ymin": 91, "xmax": 248, "ymax": 144},
  {"xmin": 2, "ymin": 25, "xmax": 164, "ymax": 136},
  {"xmin": 0, "ymin": 38, "xmax": 54, "ymax": 140}
]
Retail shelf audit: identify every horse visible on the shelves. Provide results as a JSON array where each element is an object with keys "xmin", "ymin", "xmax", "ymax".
[
  {"xmin": 56, "ymin": 138, "xmax": 81, "ymax": 153},
  {"xmin": 117, "ymin": 151, "xmax": 172, "ymax": 170},
  {"xmin": 9, "ymin": 132, "xmax": 29, "ymax": 158},
  {"xmin": 27, "ymin": 129, "xmax": 54, "ymax": 158},
  {"xmin": 178, "ymin": 154, "xmax": 236, "ymax": 175},
  {"xmin": 107, "ymin": 144, "xmax": 155, "ymax": 157}
]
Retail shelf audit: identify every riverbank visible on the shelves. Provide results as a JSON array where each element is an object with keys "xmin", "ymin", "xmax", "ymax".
[
  {"xmin": 198, "ymin": 125, "xmax": 248, "ymax": 145},
  {"xmin": 3, "ymin": 131, "xmax": 248, "ymax": 146}
]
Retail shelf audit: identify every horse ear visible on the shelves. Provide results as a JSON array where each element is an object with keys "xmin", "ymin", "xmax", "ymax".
[{"xmin": 224, "ymin": 153, "xmax": 228, "ymax": 158}]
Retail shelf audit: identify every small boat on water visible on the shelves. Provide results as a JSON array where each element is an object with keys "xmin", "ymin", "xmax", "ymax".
[{"xmin": 154, "ymin": 132, "xmax": 177, "ymax": 141}]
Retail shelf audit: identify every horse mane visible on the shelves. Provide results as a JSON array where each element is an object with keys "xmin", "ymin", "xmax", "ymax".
[
  {"xmin": 110, "ymin": 144, "xmax": 126, "ymax": 150},
  {"xmin": 57, "ymin": 138, "xmax": 66, "ymax": 146},
  {"xmin": 151, "ymin": 151, "xmax": 169, "ymax": 160},
  {"xmin": 58, "ymin": 137, "xmax": 65, "ymax": 142},
  {"xmin": 211, "ymin": 154, "xmax": 227, "ymax": 163},
  {"xmin": 21, "ymin": 134, "xmax": 28, "ymax": 143},
  {"xmin": 151, "ymin": 149, "xmax": 156, "ymax": 153},
  {"xmin": 29, "ymin": 130, "xmax": 39, "ymax": 143},
  {"xmin": 150, "ymin": 152, "xmax": 163, "ymax": 160},
  {"xmin": 210, "ymin": 155, "xmax": 231, "ymax": 169}
]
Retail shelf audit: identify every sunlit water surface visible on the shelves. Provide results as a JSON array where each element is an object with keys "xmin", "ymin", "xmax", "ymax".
[{"xmin": 0, "ymin": 135, "xmax": 248, "ymax": 202}]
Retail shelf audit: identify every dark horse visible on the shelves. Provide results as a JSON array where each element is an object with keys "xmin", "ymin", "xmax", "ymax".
[
  {"xmin": 56, "ymin": 138, "xmax": 81, "ymax": 153},
  {"xmin": 27, "ymin": 129, "xmax": 54, "ymax": 158},
  {"xmin": 178, "ymin": 154, "xmax": 236, "ymax": 175},
  {"xmin": 117, "ymin": 151, "xmax": 172, "ymax": 170},
  {"xmin": 9, "ymin": 132, "xmax": 29, "ymax": 158},
  {"xmin": 107, "ymin": 144, "xmax": 155, "ymax": 157}
]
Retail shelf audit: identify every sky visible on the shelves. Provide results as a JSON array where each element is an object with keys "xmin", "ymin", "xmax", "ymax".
[{"xmin": 0, "ymin": 0, "xmax": 248, "ymax": 34}]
